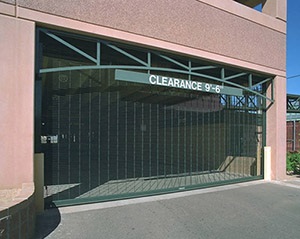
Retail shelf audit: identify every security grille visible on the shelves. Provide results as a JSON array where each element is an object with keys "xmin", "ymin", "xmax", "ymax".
[{"xmin": 35, "ymin": 28, "xmax": 268, "ymax": 206}]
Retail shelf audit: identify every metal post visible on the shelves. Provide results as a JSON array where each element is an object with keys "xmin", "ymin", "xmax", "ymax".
[
  {"xmin": 264, "ymin": 146, "xmax": 271, "ymax": 181},
  {"xmin": 293, "ymin": 120, "xmax": 296, "ymax": 151},
  {"xmin": 34, "ymin": 153, "xmax": 44, "ymax": 214}
]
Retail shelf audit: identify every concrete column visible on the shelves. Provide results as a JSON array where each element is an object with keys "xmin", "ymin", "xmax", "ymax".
[
  {"xmin": 0, "ymin": 15, "xmax": 35, "ymax": 189},
  {"xmin": 266, "ymin": 76, "xmax": 286, "ymax": 180},
  {"xmin": 262, "ymin": 0, "xmax": 287, "ymax": 22}
]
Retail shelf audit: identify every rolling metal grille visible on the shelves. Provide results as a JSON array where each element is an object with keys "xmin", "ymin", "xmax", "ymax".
[
  {"xmin": 36, "ymin": 29, "xmax": 267, "ymax": 206},
  {"xmin": 41, "ymin": 70, "xmax": 263, "ymax": 206}
]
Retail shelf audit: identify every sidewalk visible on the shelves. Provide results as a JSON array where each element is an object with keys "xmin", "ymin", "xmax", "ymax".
[
  {"xmin": 35, "ymin": 179, "xmax": 300, "ymax": 239},
  {"xmin": 274, "ymin": 174, "xmax": 300, "ymax": 188}
]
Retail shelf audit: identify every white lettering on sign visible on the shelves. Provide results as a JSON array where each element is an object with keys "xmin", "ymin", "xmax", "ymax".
[
  {"xmin": 148, "ymin": 75, "xmax": 221, "ymax": 93},
  {"xmin": 115, "ymin": 70, "xmax": 244, "ymax": 96}
]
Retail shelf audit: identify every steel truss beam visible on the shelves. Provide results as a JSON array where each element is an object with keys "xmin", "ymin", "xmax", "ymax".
[
  {"xmin": 220, "ymin": 94, "xmax": 262, "ymax": 110},
  {"xmin": 37, "ymin": 28, "xmax": 274, "ymax": 104},
  {"xmin": 287, "ymin": 94, "xmax": 300, "ymax": 113}
]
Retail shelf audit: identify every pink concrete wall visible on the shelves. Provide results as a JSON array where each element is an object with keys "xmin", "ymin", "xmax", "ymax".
[
  {"xmin": 0, "ymin": 15, "xmax": 35, "ymax": 189},
  {"xmin": 0, "ymin": 0, "xmax": 286, "ymax": 184},
  {"xmin": 0, "ymin": 0, "xmax": 15, "ymax": 4},
  {"xmin": 263, "ymin": 0, "xmax": 286, "ymax": 21},
  {"xmin": 266, "ymin": 76, "xmax": 287, "ymax": 180},
  {"xmin": 17, "ymin": 0, "xmax": 285, "ymax": 71}
]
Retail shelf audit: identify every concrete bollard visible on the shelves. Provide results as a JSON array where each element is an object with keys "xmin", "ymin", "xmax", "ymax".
[{"xmin": 264, "ymin": 146, "xmax": 271, "ymax": 181}]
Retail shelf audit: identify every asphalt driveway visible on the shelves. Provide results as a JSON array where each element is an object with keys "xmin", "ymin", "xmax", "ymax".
[{"xmin": 35, "ymin": 178, "xmax": 300, "ymax": 239}]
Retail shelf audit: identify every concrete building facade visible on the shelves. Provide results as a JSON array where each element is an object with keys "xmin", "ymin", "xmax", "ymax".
[{"xmin": 0, "ymin": 0, "xmax": 286, "ymax": 223}]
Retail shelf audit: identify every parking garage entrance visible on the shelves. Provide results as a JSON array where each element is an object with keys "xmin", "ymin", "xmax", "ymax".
[{"xmin": 35, "ymin": 28, "xmax": 272, "ymax": 206}]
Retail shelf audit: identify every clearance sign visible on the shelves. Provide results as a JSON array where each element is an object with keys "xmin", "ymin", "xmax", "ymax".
[{"xmin": 115, "ymin": 69, "xmax": 243, "ymax": 96}]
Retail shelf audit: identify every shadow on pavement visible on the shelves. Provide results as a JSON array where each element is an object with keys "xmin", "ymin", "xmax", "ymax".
[{"xmin": 34, "ymin": 203, "xmax": 61, "ymax": 239}]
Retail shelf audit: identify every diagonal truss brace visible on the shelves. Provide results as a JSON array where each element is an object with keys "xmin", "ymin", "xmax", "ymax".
[{"xmin": 38, "ymin": 28, "xmax": 274, "ymax": 104}]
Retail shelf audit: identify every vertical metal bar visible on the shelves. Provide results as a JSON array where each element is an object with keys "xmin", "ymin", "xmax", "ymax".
[
  {"xmin": 171, "ymin": 107, "xmax": 174, "ymax": 176},
  {"xmin": 177, "ymin": 108, "xmax": 180, "ymax": 176},
  {"xmin": 164, "ymin": 106, "xmax": 166, "ymax": 177},
  {"xmin": 97, "ymin": 41, "xmax": 101, "ymax": 65},
  {"xmin": 207, "ymin": 109, "xmax": 210, "ymax": 182},
  {"xmin": 116, "ymin": 92, "xmax": 119, "ymax": 192},
  {"xmin": 222, "ymin": 102, "xmax": 226, "ymax": 181},
  {"xmin": 245, "ymin": 104, "xmax": 248, "ymax": 176},
  {"xmin": 98, "ymin": 91, "xmax": 101, "ymax": 190},
  {"xmin": 234, "ymin": 105, "xmax": 237, "ymax": 179},
  {"xmin": 228, "ymin": 102, "xmax": 231, "ymax": 180},
  {"xmin": 213, "ymin": 104, "xmax": 216, "ymax": 182},
  {"xmin": 238, "ymin": 108, "xmax": 241, "ymax": 177},
  {"xmin": 196, "ymin": 104, "xmax": 199, "ymax": 184},
  {"xmin": 213, "ymin": 104, "xmax": 219, "ymax": 181},
  {"xmin": 248, "ymin": 74, "xmax": 253, "ymax": 88},
  {"xmin": 107, "ymin": 92, "xmax": 110, "ymax": 193},
  {"xmin": 237, "ymin": 106, "xmax": 240, "ymax": 177},
  {"xmin": 57, "ymin": 73, "xmax": 61, "ymax": 199},
  {"xmin": 188, "ymin": 61, "xmax": 191, "ymax": 81},
  {"xmin": 78, "ymin": 73, "xmax": 82, "ymax": 195},
  {"xmin": 89, "ymin": 71, "xmax": 92, "ymax": 191},
  {"xmin": 262, "ymin": 85, "xmax": 267, "ymax": 176},
  {"xmin": 202, "ymin": 110, "xmax": 204, "ymax": 181},
  {"xmin": 125, "ymin": 101, "xmax": 128, "ymax": 190},
  {"xmin": 149, "ymin": 105, "xmax": 152, "ymax": 179},
  {"xmin": 258, "ymin": 108, "xmax": 262, "ymax": 176},
  {"xmin": 148, "ymin": 99, "xmax": 152, "ymax": 188},
  {"xmin": 148, "ymin": 52, "xmax": 151, "ymax": 73},
  {"xmin": 141, "ymin": 103, "xmax": 144, "ymax": 190},
  {"xmin": 190, "ymin": 107, "xmax": 192, "ymax": 185},
  {"xmin": 237, "ymin": 103, "xmax": 243, "ymax": 177},
  {"xmin": 221, "ymin": 68, "xmax": 225, "ymax": 87},
  {"xmin": 68, "ymin": 70, "xmax": 71, "ymax": 198},
  {"xmin": 239, "ymin": 107, "xmax": 242, "ymax": 175},
  {"xmin": 217, "ymin": 104, "xmax": 220, "ymax": 179},
  {"xmin": 242, "ymin": 104, "xmax": 245, "ymax": 177},
  {"xmin": 156, "ymin": 105, "xmax": 159, "ymax": 186},
  {"xmin": 247, "ymin": 103, "xmax": 250, "ymax": 163},
  {"xmin": 184, "ymin": 109, "xmax": 187, "ymax": 185},
  {"xmin": 133, "ymin": 102, "xmax": 136, "ymax": 184},
  {"xmin": 293, "ymin": 120, "xmax": 296, "ymax": 151}
]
